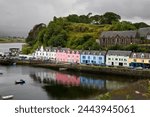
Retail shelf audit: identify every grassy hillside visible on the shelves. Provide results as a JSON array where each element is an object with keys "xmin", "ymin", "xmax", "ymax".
[
  {"xmin": 24, "ymin": 12, "xmax": 150, "ymax": 54},
  {"xmin": 0, "ymin": 38, "xmax": 25, "ymax": 43},
  {"xmin": 23, "ymin": 19, "xmax": 106, "ymax": 54}
]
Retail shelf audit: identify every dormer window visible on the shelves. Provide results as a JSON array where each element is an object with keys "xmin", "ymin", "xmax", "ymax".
[
  {"xmin": 133, "ymin": 53, "xmax": 136, "ymax": 58},
  {"xmin": 141, "ymin": 53, "xmax": 144, "ymax": 58}
]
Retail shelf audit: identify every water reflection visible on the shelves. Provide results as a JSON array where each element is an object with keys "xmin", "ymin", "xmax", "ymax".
[
  {"xmin": 30, "ymin": 70, "xmax": 133, "ymax": 99},
  {"xmin": 80, "ymin": 76, "xmax": 105, "ymax": 89}
]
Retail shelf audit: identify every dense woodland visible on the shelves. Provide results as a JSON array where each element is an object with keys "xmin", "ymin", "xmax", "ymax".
[{"xmin": 23, "ymin": 12, "xmax": 150, "ymax": 54}]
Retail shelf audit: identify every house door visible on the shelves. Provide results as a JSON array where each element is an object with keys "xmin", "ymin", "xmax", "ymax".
[
  {"xmin": 119, "ymin": 62, "xmax": 123, "ymax": 66},
  {"xmin": 112, "ymin": 62, "xmax": 114, "ymax": 66}
]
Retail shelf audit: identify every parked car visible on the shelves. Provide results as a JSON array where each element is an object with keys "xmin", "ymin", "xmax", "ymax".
[{"xmin": 135, "ymin": 67, "xmax": 143, "ymax": 70}]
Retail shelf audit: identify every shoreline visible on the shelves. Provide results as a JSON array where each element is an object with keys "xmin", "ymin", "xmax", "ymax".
[
  {"xmin": 16, "ymin": 60, "xmax": 150, "ymax": 78},
  {"xmin": 96, "ymin": 80, "xmax": 150, "ymax": 100}
]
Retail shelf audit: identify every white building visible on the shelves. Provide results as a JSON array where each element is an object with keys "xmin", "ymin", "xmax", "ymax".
[
  {"xmin": 33, "ymin": 46, "xmax": 45, "ymax": 59},
  {"xmin": 45, "ymin": 47, "xmax": 57, "ymax": 61},
  {"xmin": 106, "ymin": 50, "xmax": 132, "ymax": 67},
  {"xmin": 33, "ymin": 46, "xmax": 57, "ymax": 60},
  {"xmin": 19, "ymin": 54, "xmax": 33, "ymax": 60}
]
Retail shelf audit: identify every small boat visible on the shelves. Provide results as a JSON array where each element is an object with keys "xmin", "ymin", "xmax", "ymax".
[
  {"xmin": 0, "ymin": 72, "xmax": 3, "ymax": 75},
  {"xmin": 1, "ymin": 95, "xmax": 14, "ymax": 100},
  {"xmin": 15, "ymin": 79, "xmax": 25, "ymax": 85},
  {"xmin": 59, "ymin": 68, "xmax": 67, "ymax": 71}
]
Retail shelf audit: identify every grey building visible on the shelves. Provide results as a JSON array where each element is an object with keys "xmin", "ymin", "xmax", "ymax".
[
  {"xmin": 138, "ymin": 27, "xmax": 150, "ymax": 40},
  {"xmin": 99, "ymin": 31, "xmax": 141, "ymax": 47}
]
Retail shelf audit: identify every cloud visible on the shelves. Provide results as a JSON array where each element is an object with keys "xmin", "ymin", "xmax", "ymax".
[
  {"xmin": 77, "ymin": 0, "xmax": 150, "ymax": 20},
  {"xmin": 0, "ymin": 0, "xmax": 150, "ymax": 37}
]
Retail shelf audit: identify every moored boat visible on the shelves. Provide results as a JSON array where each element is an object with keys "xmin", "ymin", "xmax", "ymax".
[
  {"xmin": 1, "ymin": 95, "xmax": 14, "ymax": 100},
  {"xmin": 15, "ymin": 79, "xmax": 25, "ymax": 85},
  {"xmin": 59, "ymin": 68, "xmax": 67, "ymax": 71}
]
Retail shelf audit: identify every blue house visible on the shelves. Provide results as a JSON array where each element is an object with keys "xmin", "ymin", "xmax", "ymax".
[
  {"xmin": 80, "ymin": 50, "xmax": 106, "ymax": 65},
  {"xmin": 80, "ymin": 76, "xmax": 105, "ymax": 89}
]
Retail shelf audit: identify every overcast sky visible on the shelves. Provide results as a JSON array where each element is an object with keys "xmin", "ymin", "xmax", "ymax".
[{"xmin": 0, "ymin": 0, "xmax": 150, "ymax": 37}]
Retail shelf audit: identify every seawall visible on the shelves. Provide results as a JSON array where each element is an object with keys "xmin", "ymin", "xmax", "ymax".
[{"xmin": 24, "ymin": 62, "xmax": 150, "ymax": 78}]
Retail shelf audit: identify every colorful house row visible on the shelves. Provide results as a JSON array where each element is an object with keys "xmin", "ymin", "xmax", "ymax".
[
  {"xmin": 33, "ymin": 46, "xmax": 106, "ymax": 65},
  {"xmin": 33, "ymin": 46, "xmax": 150, "ymax": 68}
]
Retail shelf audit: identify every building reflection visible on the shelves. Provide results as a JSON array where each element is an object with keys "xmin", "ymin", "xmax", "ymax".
[
  {"xmin": 80, "ymin": 76, "xmax": 106, "ymax": 89},
  {"xmin": 30, "ymin": 71, "xmax": 130, "ymax": 91},
  {"xmin": 30, "ymin": 71, "xmax": 107, "ymax": 90},
  {"xmin": 56, "ymin": 73, "xmax": 80, "ymax": 86}
]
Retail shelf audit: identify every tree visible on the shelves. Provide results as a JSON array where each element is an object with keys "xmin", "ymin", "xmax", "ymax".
[
  {"xmin": 67, "ymin": 14, "xmax": 79, "ymax": 23},
  {"xmin": 26, "ymin": 23, "xmax": 46, "ymax": 46},
  {"xmin": 100, "ymin": 12, "xmax": 121, "ymax": 24},
  {"xmin": 133, "ymin": 22, "xmax": 149, "ymax": 29},
  {"xmin": 108, "ymin": 21, "xmax": 136, "ymax": 31},
  {"xmin": 79, "ymin": 15, "xmax": 90, "ymax": 23}
]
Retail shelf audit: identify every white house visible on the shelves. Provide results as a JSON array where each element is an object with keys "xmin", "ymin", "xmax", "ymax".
[
  {"xmin": 45, "ymin": 47, "xmax": 57, "ymax": 61},
  {"xmin": 33, "ymin": 46, "xmax": 57, "ymax": 60},
  {"xmin": 106, "ymin": 50, "xmax": 132, "ymax": 67},
  {"xmin": 33, "ymin": 46, "xmax": 45, "ymax": 59}
]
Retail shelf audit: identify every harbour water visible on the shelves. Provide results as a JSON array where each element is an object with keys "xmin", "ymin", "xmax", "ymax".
[
  {"xmin": 0, "ymin": 64, "xmax": 138, "ymax": 100},
  {"xmin": 0, "ymin": 43, "xmax": 137, "ymax": 100}
]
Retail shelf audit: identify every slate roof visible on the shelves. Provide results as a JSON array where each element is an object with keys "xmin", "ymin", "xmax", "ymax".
[
  {"xmin": 130, "ymin": 52, "xmax": 150, "ymax": 59},
  {"xmin": 107, "ymin": 50, "xmax": 132, "ymax": 56},
  {"xmin": 138, "ymin": 27, "xmax": 150, "ymax": 37},
  {"xmin": 100, "ymin": 31, "xmax": 137, "ymax": 38},
  {"xmin": 81, "ymin": 50, "xmax": 107, "ymax": 55}
]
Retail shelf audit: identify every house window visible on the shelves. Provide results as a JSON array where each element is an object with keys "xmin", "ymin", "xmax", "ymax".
[
  {"xmin": 124, "ymin": 63, "xmax": 127, "ymax": 65},
  {"xmin": 124, "ymin": 59, "xmax": 127, "ymax": 61},
  {"xmin": 99, "ymin": 57, "xmax": 102, "ymax": 60},
  {"xmin": 108, "ymin": 58, "xmax": 111, "ymax": 60},
  {"xmin": 88, "ymin": 56, "xmax": 90, "ymax": 59},
  {"xmin": 83, "ymin": 60, "xmax": 85, "ymax": 63},
  {"xmin": 93, "ymin": 56, "xmax": 96, "ymax": 59},
  {"xmin": 82, "ymin": 56, "xmax": 85, "ymax": 59},
  {"xmin": 115, "ymin": 58, "xmax": 118, "ymax": 61},
  {"xmin": 142, "ymin": 60, "xmax": 144, "ymax": 63}
]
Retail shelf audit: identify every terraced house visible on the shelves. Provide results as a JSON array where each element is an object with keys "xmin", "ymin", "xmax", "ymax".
[
  {"xmin": 33, "ymin": 46, "xmax": 57, "ymax": 60},
  {"xmin": 80, "ymin": 50, "xmax": 106, "ymax": 65},
  {"xmin": 129, "ymin": 52, "xmax": 150, "ymax": 68},
  {"xmin": 56, "ymin": 48, "xmax": 80, "ymax": 64},
  {"xmin": 106, "ymin": 50, "xmax": 132, "ymax": 67}
]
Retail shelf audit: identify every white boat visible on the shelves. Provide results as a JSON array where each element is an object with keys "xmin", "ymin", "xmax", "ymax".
[
  {"xmin": 59, "ymin": 68, "xmax": 67, "ymax": 71},
  {"xmin": 1, "ymin": 95, "xmax": 14, "ymax": 100}
]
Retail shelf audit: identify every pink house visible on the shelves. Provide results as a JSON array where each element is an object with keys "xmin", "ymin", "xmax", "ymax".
[
  {"xmin": 56, "ymin": 48, "xmax": 69, "ymax": 63},
  {"xmin": 56, "ymin": 72, "xmax": 80, "ymax": 86},
  {"xmin": 56, "ymin": 48, "xmax": 80, "ymax": 64},
  {"xmin": 67, "ymin": 50, "xmax": 80, "ymax": 63}
]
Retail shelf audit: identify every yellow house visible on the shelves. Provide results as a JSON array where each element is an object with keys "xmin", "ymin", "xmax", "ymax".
[{"xmin": 128, "ymin": 52, "xmax": 150, "ymax": 68}]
